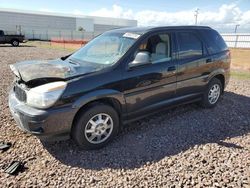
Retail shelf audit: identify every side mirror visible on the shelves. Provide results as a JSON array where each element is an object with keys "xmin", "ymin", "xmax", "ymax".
[{"xmin": 129, "ymin": 51, "xmax": 151, "ymax": 68}]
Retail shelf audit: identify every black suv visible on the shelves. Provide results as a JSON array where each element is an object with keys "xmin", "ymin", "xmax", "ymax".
[{"xmin": 9, "ymin": 26, "xmax": 230, "ymax": 149}]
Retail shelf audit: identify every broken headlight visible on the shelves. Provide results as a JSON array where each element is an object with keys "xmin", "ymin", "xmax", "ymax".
[{"xmin": 26, "ymin": 81, "xmax": 67, "ymax": 109}]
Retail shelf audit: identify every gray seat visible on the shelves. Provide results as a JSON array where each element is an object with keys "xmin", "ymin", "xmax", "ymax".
[{"xmin": 151, "ymin": 42, "xmax": 170, "ymax": 63}]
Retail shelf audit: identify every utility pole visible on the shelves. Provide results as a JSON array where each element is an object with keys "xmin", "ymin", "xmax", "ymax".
[
  {"xmin": 234, "ymin": 24, "xmax": 240, "ymax": 33},
  {"xmin": 194, "ymin": 8, "xmax": 199, "ymax": 25}
]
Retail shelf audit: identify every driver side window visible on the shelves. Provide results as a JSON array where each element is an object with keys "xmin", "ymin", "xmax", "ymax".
[{"xmin": 136, "ymin": 33, "xmax": 172, "ymax": 64}]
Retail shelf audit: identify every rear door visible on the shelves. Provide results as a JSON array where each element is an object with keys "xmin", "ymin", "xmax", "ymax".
[
  {"xmin": 175, "ymin": 30, "xmax": 210, "ymax": 96},
  {"xmin": 123, "ymin": 31, "xmax": 177, "ymax": 118},
  {"xmin": 199, "ymin": 29, "xmax": 231, "ymax": 85},
  {"xmin": 0, "ymin": 30, "xmax": 5, "ymax": 43}
]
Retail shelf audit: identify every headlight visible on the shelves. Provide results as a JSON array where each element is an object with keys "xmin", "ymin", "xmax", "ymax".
[{"xmin": 26, "ymin": 81, "xmax": 67, "ymax": 109}]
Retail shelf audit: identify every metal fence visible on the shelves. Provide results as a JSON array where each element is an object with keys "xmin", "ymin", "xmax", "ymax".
[
  {"xmin": 221, "ymin": 34, "xmax": 250, "ymax": 48},
  {"xmin": 4, "ymin": 30, "xmax": 250, "ymax": 49},
  {"xmin": 4, "ymin": 29, "xmax": 99, "ymax": 41}
]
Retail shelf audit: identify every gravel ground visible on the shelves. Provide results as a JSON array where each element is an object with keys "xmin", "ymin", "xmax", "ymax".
[{"xmin": 0, "ymin": 45, "xmax": 250, "ymax": 187}]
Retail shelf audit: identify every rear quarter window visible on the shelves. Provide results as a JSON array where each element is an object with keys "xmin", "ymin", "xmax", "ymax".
[{"xmin": 201, "ymin": 29, "xmax": 228, "ymax": 54}]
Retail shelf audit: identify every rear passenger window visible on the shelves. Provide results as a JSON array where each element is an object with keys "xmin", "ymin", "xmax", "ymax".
[{"xmin": 177, "ymin": 32, "xmax": 203, "ymax": 59}]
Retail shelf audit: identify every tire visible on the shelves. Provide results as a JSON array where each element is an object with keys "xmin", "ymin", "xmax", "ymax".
[
  {"xmin": 72, "ymin": 103, "xmax": 119, "ymax": 150},
  {"xmin": 201, "ymin": 78, "xmax": 222, "ymax": 108},
  {"xmin": 11, "ymin": 40, "xmax": 19, "ymax": 47}
]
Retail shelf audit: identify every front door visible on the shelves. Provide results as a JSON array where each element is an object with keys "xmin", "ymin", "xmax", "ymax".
[{"xmin": 123, "ymin": 32, "xmax": 177, "ymax": 119}]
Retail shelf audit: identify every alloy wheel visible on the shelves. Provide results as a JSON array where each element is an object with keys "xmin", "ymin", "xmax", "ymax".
[
  {"xmin": 208, "ymin": 84, "xmax": 220, "ymax": 104},
  {"xmin": 84, "ymin": 113, "xmax": 113, "ymax": 144}
]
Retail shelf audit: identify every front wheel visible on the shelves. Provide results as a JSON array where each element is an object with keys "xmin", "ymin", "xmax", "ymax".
[
  {"xmin": 11, "ymin": 40, "xmax": 19, "ymax": 47},
  {"xmin": 201, "ymin": 78, "xmax": 222, "ymax": 108},
  {"xmin": 72, "ymin": 104, "xmax": 119, "ymax": 150}
]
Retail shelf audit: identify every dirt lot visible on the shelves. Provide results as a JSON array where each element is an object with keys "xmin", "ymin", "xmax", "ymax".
[
  {"xmin": 0, "ymin": 45, "xmax": 250, "ymax": 187},
  {"xmin": 230, "ymin": 48, "xmax": 250, "ymax": 71}
]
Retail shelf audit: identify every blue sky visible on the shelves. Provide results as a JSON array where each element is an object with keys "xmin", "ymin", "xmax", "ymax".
[
  {"xmin": 0, "ymin": 0, "xmax": 249, "ymax": 13},
  {"xmin": 0, "ymin": 0, "xmax": 250, "ymax": 32}
]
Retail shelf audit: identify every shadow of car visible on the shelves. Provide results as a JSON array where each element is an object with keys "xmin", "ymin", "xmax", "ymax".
[{"xmin": 42, "ymin": 91, "xmax": 250, "ymax": 170}]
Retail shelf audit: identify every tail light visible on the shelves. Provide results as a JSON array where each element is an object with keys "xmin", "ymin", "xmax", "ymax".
[{"xmin": 226, "ymin": 50, "xmax": 231, "ymax": 58}]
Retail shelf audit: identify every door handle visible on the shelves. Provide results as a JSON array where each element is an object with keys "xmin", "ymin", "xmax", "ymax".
[
  {"xmin": 167, "ymin": 66, "xmax": 176, "ymax": 72},
  {"xmin": 206, "ymin": 58, "xmax": 212, "ymax": 63}
]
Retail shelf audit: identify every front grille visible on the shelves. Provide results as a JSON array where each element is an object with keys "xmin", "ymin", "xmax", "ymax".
[{"xmin": 14, "ymin": 85, "xmax": 27, "ymax": 102}]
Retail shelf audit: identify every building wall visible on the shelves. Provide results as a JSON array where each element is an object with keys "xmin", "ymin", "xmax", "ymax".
[
  {"xmin": 89, "ymin": 16, "xmax": 137, "ymax": 27},
  {"xmin": 76, "ymin": 17, "xmax": 94, "ymax": 32},
  {"xmin": 0, "ymin": 11, "xmax": 76, "ymax": 31},
  {"xmin": 94, "ymin": 24, "xmax": 125, "ymax": 33},
  {"xmin": 0, "ymin": 8, "xmax": 137, "ymax": 36}
]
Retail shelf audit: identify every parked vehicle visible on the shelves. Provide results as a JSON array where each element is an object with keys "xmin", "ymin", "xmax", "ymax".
[
  {"xmin": 9, "ymin": 26, "xmax": 230, "ymax": 149},
  {"xmin": 0, "ymin": 30, "xmax": 26, "ymax": 46}
]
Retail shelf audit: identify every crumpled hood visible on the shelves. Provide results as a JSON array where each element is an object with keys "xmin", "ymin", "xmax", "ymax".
[{"xmin": 10, "ymin": 59, "xmax": 97, "ymax": 82}]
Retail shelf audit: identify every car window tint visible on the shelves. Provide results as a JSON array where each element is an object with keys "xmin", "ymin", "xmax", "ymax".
[
  {"xmin": 136, "ymin": 33, "xmax": 172, "ymax": 64},
  {"xmin": 0, "ymin": 31, "xmax": 4, "ymax": 36},
  {"xmin": 177, "ymin": 32, "xmax": 203, "ymax": 59},
  {"xmin": 201, "ymin": 29, "xmax": 228, "ymax": 54},
  {"xmin": 87, "ymin": 36, "xmax": 120, "ymax": 55}
]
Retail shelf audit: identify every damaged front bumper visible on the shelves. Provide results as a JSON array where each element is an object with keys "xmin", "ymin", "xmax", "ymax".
[{"xmin": 8, "ymin": 89, "xmax": 77, "ymax": 141}]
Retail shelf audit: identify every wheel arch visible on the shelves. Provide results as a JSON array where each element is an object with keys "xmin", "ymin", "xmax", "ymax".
[
  {"xmin": 208, "ymin": 69, "xmax": 226, "ymax": 92},
  {"xmin": 11, "ymin": 38, "xmax": 20, "ymax": 42},
  {"xmin": 70, "ymin": 89, "xmax": 125, "ymax": 134},
  {"xmin": 214, "ymin": 74, "xmax": 225, "ymax": 91}
]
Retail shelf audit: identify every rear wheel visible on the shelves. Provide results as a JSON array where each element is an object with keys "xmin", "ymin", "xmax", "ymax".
[
  {"xmin": 201, "ymin": 78, "xmax": 222, "ymax": 108},
  {"xmin": 11, "ymin": 40, "xmax": 19, "ymax": 47},
  {"xmin": 72, "ymin": 104, "xmax": 119, "ymax": 150}
]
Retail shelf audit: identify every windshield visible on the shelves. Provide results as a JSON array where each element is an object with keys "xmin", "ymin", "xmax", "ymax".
[{"xmin": 69, "ymin": 32, "xmax": 138, "ymax": 66}]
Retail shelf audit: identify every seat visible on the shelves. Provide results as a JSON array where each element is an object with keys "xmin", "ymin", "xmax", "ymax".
[{"xmin": 151, "ymin": 42, "xmax": 170, "ymax": 63}]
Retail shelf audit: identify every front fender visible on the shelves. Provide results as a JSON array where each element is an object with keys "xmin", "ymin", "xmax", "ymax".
[{"xmin": 72, "ymin": 89, "xmax": 126, "ymax": 111}]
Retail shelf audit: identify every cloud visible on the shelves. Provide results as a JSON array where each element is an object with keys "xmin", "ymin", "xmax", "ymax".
[
  {"xmin": 90, "ymin": 5, "xmax": 133, "ymax": 18},
  {"xmin": 39, "ymin": 8, "xmax": 55, "ymax": 13},
  {"xmin": 73, "ymin": 9, "xmax": 84, "ymax": 15},
  {"xmin": 90, "ymin": 4, "xmax": 250, "ymax": 32}
]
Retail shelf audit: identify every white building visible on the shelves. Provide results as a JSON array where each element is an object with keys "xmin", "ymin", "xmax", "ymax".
[{"xmin": 0, "ymin": 8, "xmax": 137, "ymax": 40}]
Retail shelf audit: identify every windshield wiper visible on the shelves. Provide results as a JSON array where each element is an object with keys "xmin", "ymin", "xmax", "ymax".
[
  {"xmin": 61, "ymin": 54, "xmax": 72, "ymax": 60},
  {"xmin": 68, "ymin": 59, "xmax": 80, "ymax": 66}
]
